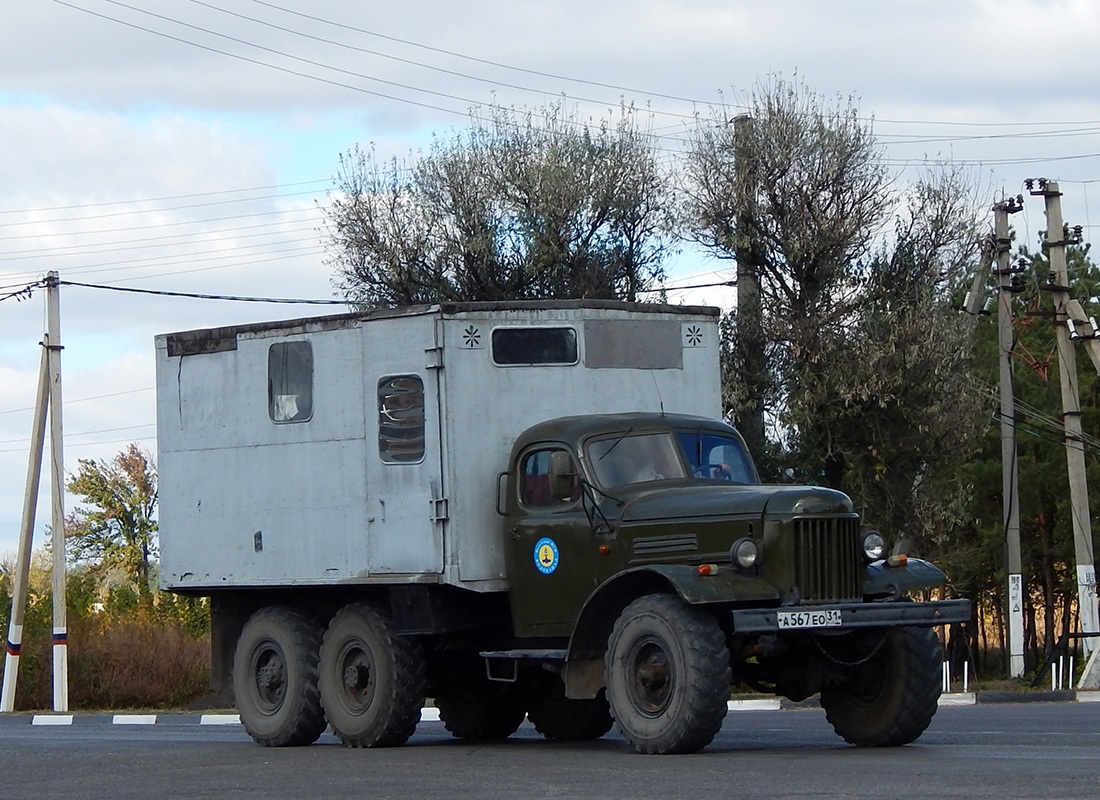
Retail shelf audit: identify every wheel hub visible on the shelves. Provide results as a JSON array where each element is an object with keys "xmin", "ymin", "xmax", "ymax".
[
  {"xmin": 632, "ymin": 642, "xmax": 672, "ymax": 713},
  {"xmin": 257, "ymin": 658, "xmax": 284, "ymax": 692},
  {"xmin": 344, "ymin": 662, "xmax": 371, "ymax": 691}
]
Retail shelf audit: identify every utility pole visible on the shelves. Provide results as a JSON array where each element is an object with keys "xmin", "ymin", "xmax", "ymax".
[
  {"xmin": 993, "ymin": 197, "xmax": 1026, "ymax": 678},
  {"xmin": 46, "ymin": 271, "xmax": 69, "ymax": 711},
  {"xmin": 1028, "ymin": 179, "xmax": 1098, "ymax": 663},
  {"xmin": 733, "ymin": 114, "xmax": 766, "ymax": 457},
  {"xmin": 1, "ymin": 271, "xmax": 68, "ymax": 713}
]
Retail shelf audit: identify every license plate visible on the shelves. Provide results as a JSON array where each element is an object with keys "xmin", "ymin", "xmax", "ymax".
[{"xmin": 776, "ymin": 609, "xmax": 843, "ymax": 630}]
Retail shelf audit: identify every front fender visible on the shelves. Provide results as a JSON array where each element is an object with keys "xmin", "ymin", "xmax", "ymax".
[
  {"xmin": 863, "ymin": 557, "xmax": 949, "ymax": 598},
  {"xmin": 640, "ymin": 564, "xmax": 781, "ymax": 605},
  {"xmin": 562, "ymin": 565, "xmax": 780, "ymax": 699}
]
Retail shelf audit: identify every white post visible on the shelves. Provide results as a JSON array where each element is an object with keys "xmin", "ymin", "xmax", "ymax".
[
  {"xmin": 994, "ymin": 200, "xmax": 1026, "ymax": 678},
  {"xmin": 45, "ymin": 272, "xmax": 68, "ymax": 712},
  {"xmin": 0, "ymin": 344, "xmax": 51, "ymax": 713}
]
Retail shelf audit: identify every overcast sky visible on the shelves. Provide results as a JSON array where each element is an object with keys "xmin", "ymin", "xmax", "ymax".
[{"xmin": 2, "ymin": 0, "xmax": 1099, "ymax": 559}]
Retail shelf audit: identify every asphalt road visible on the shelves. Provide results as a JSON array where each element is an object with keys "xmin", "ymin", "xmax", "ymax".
[{"xmin": 2, "ymin": 703, "xmax": 1098, "ymax": 800}]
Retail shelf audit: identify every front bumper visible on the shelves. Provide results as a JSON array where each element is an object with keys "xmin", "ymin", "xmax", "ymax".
[{"xmin": 730, "ymin": 599, "xmax": 972, "ymax": 634}]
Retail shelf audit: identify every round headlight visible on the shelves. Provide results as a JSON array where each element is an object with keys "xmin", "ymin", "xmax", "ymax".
[
  {"xmin": 731, "ymin": 537, "xmax": 759, "ymax": 570},
  {"xmin": 861, "ymin": 530, "xmax": 886, "ymax": 562}
]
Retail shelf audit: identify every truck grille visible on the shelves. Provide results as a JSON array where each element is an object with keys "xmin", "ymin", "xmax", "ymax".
[{"xmin": 793, "ymin": 517, "xmax": 862, "ymax": 602}]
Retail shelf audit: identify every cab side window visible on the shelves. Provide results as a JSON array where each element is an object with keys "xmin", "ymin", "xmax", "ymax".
[{"xmin": 520, "ymin": 449, "xmax": 580, "ymax": 508}]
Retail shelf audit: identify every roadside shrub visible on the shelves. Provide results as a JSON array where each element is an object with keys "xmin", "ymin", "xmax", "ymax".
[{"xmin": 0, "ymin": 580, "xmax": 210, "ymax": 711}]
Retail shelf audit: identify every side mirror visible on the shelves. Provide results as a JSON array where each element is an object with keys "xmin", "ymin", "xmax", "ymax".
[{"xmin": 548, "ymin": 451, "xmax": 578, "ymax": 499}]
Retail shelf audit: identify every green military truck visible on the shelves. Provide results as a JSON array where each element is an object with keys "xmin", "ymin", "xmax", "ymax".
[{"xmin": 156, "ymin": 300, "xmax": 969, "ymax": 754}]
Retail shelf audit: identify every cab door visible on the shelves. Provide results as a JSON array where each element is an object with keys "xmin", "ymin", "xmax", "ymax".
[{"xmin": 504, "ymin": 446, "xmax": 610, "ymax": 637}]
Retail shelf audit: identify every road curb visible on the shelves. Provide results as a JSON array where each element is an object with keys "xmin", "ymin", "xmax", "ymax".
[{"xmin": 3, "ymin": 691, "xmax": 1097, "ymax": 726}]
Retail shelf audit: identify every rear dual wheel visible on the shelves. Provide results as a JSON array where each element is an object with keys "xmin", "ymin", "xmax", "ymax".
[
  {"xmin": 233, "ymin": 606, "xmax": 327, "ymax": 747},
  {"xmin": 319, "ymin": 602, "xmax": 426, "ymax": 748}
]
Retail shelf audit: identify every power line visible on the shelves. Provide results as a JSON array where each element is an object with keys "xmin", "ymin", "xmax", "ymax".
[
  {"xmin": 56, "ymin": 278, "xmax": 347, "ymax": 305},
  {"xmin": 57, "ymin": 0, "xmax": 1100, "ymax": 160},
  {"xmin": 0, "ymin": 206, "xmax": 318, "ymax": 242},
  {"xmin": 0, "ymin": 387, "xmax": 153, "ymax": 417},
  {"xmin": 0, "ymin": 179, "xmax": 330, "ymax": 216},
  {"xmin": 51, "ymin": 0, "xmax": 470, "ymax": 118},
  {"xmin": 185, "ymin": 0, "xmax": 700, "ymax": 124},
  {"xmin": 0, "ymin": 434, "xmax": 156, "ymax": 455},
  {"xmin": 251, "ymin": 0, "xmax": 710, "ymax": 107}
]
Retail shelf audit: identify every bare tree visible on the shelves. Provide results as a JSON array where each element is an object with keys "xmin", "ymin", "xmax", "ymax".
[
  {"xmin": 686, "ymin": 77, "xmax": 986, "ymax": 540},
  {"xmin": 324, "ymin": 103, "xmax": 673, "ymax": 305}
]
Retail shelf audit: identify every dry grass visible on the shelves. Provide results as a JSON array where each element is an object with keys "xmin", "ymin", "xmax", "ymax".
[{"xmin": 2, "ymin": 613, "xmax": 209, "ymax": 711}]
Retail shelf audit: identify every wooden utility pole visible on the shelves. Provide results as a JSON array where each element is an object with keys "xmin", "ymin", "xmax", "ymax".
[
  {"xmin": 993, "ymin": 198, "xmax": 1026, "ymax": 678},
  {"xmin": 1030, "ymin": 179, "xmax": 1098, "ymax": 663}
]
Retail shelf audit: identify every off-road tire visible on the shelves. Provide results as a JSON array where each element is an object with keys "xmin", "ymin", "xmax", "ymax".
[
  {"xmin": 526, "ymin": 678, "xmax": 614, "ymax": 741},
  {"xmin": 604, "ymin": 593, "xmax": 731, "ymax": 754},
  {"xmin": 233, "ymin": 606, "xmax": 327, "ymax": 747},
  {"xmin": 820, "ymin": 626, "xmax": 942, "ymax": 747},
  {"xmin": 434, "ymin": 673, "xmax": 527, "ymax": 741},
  {"xmin": 318, "ymin": 602, "xmax": 426, "ymax": 748}
]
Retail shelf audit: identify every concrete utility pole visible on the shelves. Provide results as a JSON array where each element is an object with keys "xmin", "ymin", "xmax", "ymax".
[
  {"xmin": 46, "ymin": 271, "xmax": 69, "ymax": 711},
  {"xmin": 1029, "ymin": 179, "xmax": 1098, "ymax": 663},
  {"xmin": 0, "ymin": 344, "xmax": 50, "ymax": 713},
  {"xmin": 993, "ymin": 198, "xmax": 1026, "ymax": 678},
  {"xmin": 1, "ymin": 271, "xmax": 69, "ymax": 713}
]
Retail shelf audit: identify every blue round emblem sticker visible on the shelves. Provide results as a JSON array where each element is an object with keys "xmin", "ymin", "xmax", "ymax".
[{"xmin": 534, "ymin": 537, "xmax": 560, "ymax": 574}]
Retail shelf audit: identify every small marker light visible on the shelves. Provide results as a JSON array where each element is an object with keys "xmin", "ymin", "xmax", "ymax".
[
  {"xmin": 887, "ymin": 553, "xmax": 908, "ymax": 567},
  {"xmin": 697, "ymin": 563, "xmax": 719, "ymax": 576},
  {"xmin": 598, "ymin": 544, "xmax": 611, "ymax": 555}
]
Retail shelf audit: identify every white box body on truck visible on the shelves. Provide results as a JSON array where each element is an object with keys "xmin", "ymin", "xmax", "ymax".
[{"xmin": 157, "ymin": 301, "xmax": 721, "ymax": 593}]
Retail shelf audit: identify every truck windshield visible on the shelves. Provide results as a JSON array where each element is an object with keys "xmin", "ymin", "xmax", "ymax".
[
  {"xmin": 676, "ymin": 431, "xmax": 755, "ymax": 484},
  {"xmin": 587, "ymin": 432, "xmax": 687, "ymax": 488}
]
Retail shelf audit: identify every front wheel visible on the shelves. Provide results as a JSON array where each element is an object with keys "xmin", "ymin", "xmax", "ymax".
[
  {"xmin": 819, "ymin": 626, "xmax": 942, "ymax": 747},
  {"xmin": 318, "ymin": 602, "xmax": 425, "ymax": 748},
  {"xmin": 232, "ymin": 606, "xmax": 327, "ymax": 747},
  {"xmin": 604, "ymin": 594, "xmax": 731, "ymax": 754}
]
